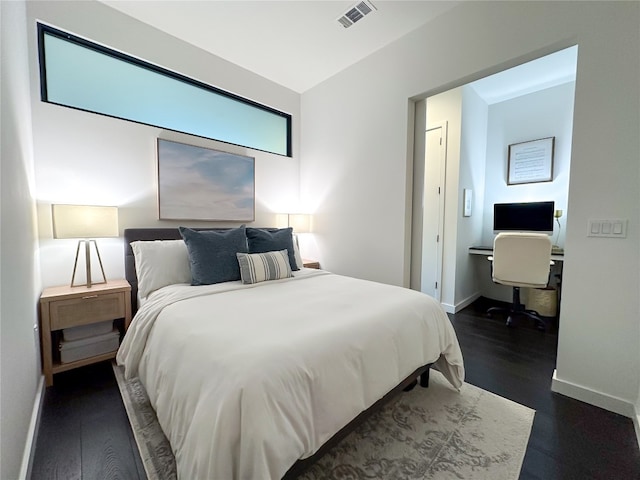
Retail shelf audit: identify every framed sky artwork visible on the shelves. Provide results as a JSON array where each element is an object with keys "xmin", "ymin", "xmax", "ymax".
[{"xmin": 157, "ymin": 139, "xmax": 255, "ymax": 221}]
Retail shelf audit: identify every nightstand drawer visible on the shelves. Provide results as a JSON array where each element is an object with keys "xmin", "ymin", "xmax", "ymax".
[{"xmin": 50, "ymin": 292, "xmax": 125, "ymax": 330}]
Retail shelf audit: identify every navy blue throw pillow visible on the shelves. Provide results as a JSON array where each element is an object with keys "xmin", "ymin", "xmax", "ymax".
[
  {"xmin": 246, "ymin": 227, "xmax": 299, "ymax": 271},
  {"xmin": 179, "ymin": 226, "xmax": 248, "ymax": 285}
]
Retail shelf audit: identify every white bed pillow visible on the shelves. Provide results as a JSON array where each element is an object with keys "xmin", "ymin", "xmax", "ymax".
[
  {"xmin": 293, "ymin": 234, "xmax": 304, "ymax": 271},
  {"xmin": 131, "ymin": 240, "xmax": 192, "ymax": 299}
]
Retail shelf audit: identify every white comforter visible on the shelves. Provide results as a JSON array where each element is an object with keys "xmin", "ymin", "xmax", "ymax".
[{"xmin": 117, "ymin": 269, "xmax": 464, "ymax": 480}]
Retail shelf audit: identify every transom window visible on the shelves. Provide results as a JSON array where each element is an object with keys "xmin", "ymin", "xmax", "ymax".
[{"xmin": 37, "ymin": 23, "xmax": 292, "ymax": 157}]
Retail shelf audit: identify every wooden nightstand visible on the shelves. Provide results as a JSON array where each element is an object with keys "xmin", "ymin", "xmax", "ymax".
[
  {"xmin": 39, "ymin": 279, "xmax": 131, "ymax": 386},
  {"xmin": 303, "ymin": 259, "xmax": 320, "ymax": 269}
]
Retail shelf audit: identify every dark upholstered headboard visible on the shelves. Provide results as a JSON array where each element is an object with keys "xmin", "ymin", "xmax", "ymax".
[{"xmin": 124, "ymin": 228, "xmax": 233, "ymax": 315}]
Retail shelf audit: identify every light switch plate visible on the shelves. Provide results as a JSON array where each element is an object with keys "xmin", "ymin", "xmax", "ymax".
[
  {"xmin": 463, "ymin": 189, "xmax": 472, "ymax": 217},
  {"xmin": 587, "ymin": 219, "xmax": 628, "ymax": 238}
]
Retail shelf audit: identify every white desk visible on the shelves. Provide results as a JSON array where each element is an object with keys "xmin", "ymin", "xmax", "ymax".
[{"xmin": 469, "ymin": 246, "xmax": 565, "ymax": 262}]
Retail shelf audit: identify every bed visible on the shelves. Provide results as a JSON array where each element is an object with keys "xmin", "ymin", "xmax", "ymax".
[{"xmin": 117, "ymin": 227, "xmax": 464, "ymax": 479}]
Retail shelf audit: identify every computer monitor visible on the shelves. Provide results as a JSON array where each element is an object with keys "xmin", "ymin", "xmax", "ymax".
[{"xmin": 493, "ymin": 201, "xmax": 555, "ymax": 234}]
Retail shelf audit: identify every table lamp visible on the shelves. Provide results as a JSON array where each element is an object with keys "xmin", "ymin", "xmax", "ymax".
[
  {"xmin": 553, "ymin": 209, "xmax": 563, "ymax": 247},
  {"xmin": 276, "ymin": 213, "xmax": 312, "ymax": 233},
  {"xmin": 287, "ymin": 214, "xmax": 311, "ymax": 233},
  {"xmin": 52, "ymin": 204, "xmax": 119, "ymax": 287},
  {"xmin": 276, "ymin": 213, "xmax": 313, "ymax": 264}
]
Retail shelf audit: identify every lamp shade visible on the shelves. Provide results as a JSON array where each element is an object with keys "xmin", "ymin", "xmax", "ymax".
[
  {"xmin": 275, "ymin": 213, "xmax": 290, "ymax": 229},
  {"xmin": 288, "ymin": 214, "xmax": 311, "ymax": 233},
  {"xmin": 52, "ymin": 204, "xmax": 119, "ymax": 239}
]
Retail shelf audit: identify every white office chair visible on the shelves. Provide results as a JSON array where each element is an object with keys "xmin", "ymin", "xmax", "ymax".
[{"xmin": 487, "ymin": 232, "xmax": 553, "ymax": 330}]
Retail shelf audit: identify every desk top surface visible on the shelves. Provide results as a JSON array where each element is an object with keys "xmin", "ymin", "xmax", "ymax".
[{"xmin": 469, "ymin": 245, "xmax": 565, "ymax": 256}]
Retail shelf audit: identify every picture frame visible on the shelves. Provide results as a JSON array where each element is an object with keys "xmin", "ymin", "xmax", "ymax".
[
  {"xmin": 507, "ymin": 137, "xmax": 555, "ymax": 185},
  {"xmin": 157, "ymin": 139, "xmax": 255, "ymax": 221}
]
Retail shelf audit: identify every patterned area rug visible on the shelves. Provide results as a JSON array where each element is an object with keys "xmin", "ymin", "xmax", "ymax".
[{"xmin": 113, "ymin": 363, "xmax": 534, "ymax": 480}]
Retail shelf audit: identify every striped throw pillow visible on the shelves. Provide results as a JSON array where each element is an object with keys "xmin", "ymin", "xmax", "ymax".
[{"xmin": 236, "ymin": 250, "xmax": 293, "ymax": 284}]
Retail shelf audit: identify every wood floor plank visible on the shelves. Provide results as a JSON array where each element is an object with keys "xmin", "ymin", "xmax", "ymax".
[
  {"xmin": 81, "ymin": 390, "xmax": 144, "ymax": 480},
  {"xmin": 30, "ymin": 388, "xmax": 82, "ymax": 480}
]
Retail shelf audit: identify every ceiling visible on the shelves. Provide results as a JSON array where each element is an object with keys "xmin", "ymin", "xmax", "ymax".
[
  {"xmin": 99, "ymin": 1, "xmax": 460, "ymax": 93},
  {"xmin": 99, "ymin": 1, "xmax": 576, "ymax": 99}
]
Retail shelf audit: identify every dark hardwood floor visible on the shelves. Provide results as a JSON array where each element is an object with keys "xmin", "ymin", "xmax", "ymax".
[
  {"xmin": 31, "ymin": 298, "xmax": 640, "ymax": 479},
  {"xmin": 30, "ymin": 361, "xmax": 145, "ymax": 480},
  {"xmin": 450, "ymin": 298, "xmax": 640, "ymax": 480}
]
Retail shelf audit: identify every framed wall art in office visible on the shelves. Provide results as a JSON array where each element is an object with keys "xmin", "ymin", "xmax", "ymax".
[
  {"xmin": 157, "ymin": 139, "xmax": 255, "ymax": 221},
  {"xmin": 507, "ymin": 137, "xmax": 555, "ymax": 185}
]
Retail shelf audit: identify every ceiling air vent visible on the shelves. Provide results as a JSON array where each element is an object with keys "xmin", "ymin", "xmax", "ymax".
[{"xmin": 337, "ymin": 1, "xmax": 377, "ymax": 29}]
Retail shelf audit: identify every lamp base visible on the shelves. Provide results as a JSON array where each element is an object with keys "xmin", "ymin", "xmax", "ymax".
[{"xmin": 70, "ymin": 239, "xmax": 108, "ymax": 288}]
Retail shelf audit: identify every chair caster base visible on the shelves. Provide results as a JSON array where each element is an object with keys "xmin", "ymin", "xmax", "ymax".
[{"xmin": 535, "ymin": 320, "xmax": 548, "ymax": 332}]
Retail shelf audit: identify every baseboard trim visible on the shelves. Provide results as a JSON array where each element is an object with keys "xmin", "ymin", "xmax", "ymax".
[
  {"xmin": 551, "ymin": 369, "xmax": 635, "ymax": 418},
  {"xmin": 440, "ymin": 292, "xmax": 481, "ymax": 314},
  {"xmin": 441, "ymin": 303, "xmax": 454, "ymax": 314},
  {"xmin": 19, "ymin": 375, "xmax": 45, "ymax": 480},
  {"xmin": 454, "ymin": 292, "xmax": 481, "ymax": 313}
]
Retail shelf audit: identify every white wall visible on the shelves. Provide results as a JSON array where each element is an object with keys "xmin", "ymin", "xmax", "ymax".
[
  {"xmin": 26, "ymin": 0, "xmax": 302, "ymax": 288},
  {"xmin": 481, "ymin": 82, "xmax": 575, "ymax": 246},
  {"xmin": 478, "ymin": 81, "xmax": 575, "ymax": 302},
  {"xmin": 1, "ymin": 1, "xmax": 43, "ymax": 478},
  {"xmin": 301, "ymin": 2, "xmax": 639, "ymax": 415},
  {"xmin": 456, "ymin": 85, "xmax": 488, "ymax": 309},
  {"xmin": 636, "ymin": 382, "xmax": 640, "ymax": 446},
  {"xmin": 553, "ymin": 2, "xmax": 639, "ymax": 413},
  {"xmin": 298, "ymin": 70, "xmax": 412, "ymax": 284}
]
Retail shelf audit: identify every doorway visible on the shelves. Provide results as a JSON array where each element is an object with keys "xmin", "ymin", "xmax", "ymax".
[{"xmin": 410, "ymin": 46, "xmax": 577, "ymax": 312}]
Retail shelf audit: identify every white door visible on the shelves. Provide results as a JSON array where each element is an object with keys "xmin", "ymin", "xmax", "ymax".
[{"xmin": 421, "ymin": 124, "xmax": 447, "ymax": 300}]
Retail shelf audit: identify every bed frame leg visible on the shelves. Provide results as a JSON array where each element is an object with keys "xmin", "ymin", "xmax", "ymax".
[
  {"xmin": 419, "ymin": 368, "xmax": 430, "ymax": 388},
  {"xmin": 403, "ymin": 378, "xmax": 418, "ymax": 391}
]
